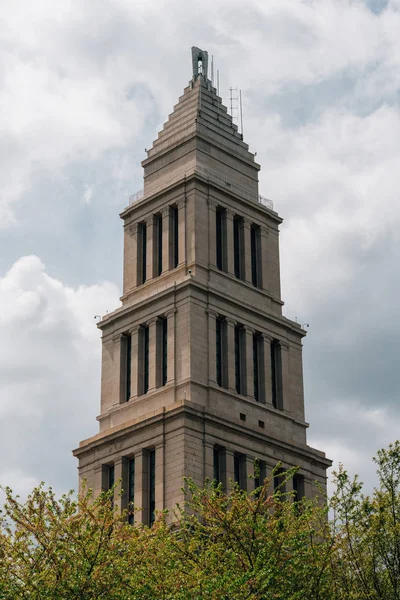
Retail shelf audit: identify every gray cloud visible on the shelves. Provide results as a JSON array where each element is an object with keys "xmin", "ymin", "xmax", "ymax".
[{"xmin": 1, "ymin": 0, "xmax": 400, "ymax": 497}]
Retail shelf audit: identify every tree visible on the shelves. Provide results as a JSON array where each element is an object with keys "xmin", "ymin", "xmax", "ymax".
[
  {"xmin": 329, "ymin": 441, "xmax": 400, "ymax": 600},
  {"xmin": 1, "ymin": 443, "xmax": 400, "ymax": 599}
]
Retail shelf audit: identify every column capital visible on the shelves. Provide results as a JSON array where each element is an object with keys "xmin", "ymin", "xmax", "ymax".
[
  {"xmin": 260, "ymin": 332, "xmax": 273, "ymax": 342},
  {"xmin": 260, "ymin": 225, "xmax": 270, "ymax": 238},
  {"xmin": 177, "ymin": 198, "xmax": 186, "ymax": 210},
  {"xmin": 161, "ymin": 206, "xmax": 170, "ymax": 218},
  {"xmin": 165, "ymin": 307, "xmax": 177, "ymax": 318},
  {"xmin": 225, "ymin": 208, "xmax": 234, "ymax": 220},
  {"xmin": 280, "ymin": 341, "xmax": 290, "ymax": 351},
  {"xmin": 207, "ymin": 198, "xmax": 218, "ymax": 210},
  {"xmin": 146, "ymin": 316, "xmax": 159, "ymax": 327},
  {"xmin": 126, "ymin": 222, "xmax": 138, "ymax": 236},
  {"xmin": 245, "ymin": 325, "xmax": 256, "ymax": 335},
  {"xmin": 145, "ymin": 214, "xmax": 154, "ymax": 226},
  {"xmin": 225, "ymin": 317, "xmax": 237, "ymax": 327},
  {"xmin": 243, "ymin": 218, "xmax": 251, "ymax": 229},
  {"xmin": 128, "ymin": 324, "xmax": 141, "ymax": 335},
  {"xmin": 112, "ymin": 332, "xmax": 124, "ymax": 343},
  {"xmin": 206, "ymin": 308, "xmax": 220, "ymax": 318}
]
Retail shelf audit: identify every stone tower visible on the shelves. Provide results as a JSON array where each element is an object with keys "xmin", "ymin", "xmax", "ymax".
[{"xmin": 73, "ymin": 48, "xmax": 331, "ymax": 524}]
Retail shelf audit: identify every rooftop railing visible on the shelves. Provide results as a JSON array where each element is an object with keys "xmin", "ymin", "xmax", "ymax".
[{"xmin": 128, "ymin": 167, "xmax": 274, "ymax": 211}]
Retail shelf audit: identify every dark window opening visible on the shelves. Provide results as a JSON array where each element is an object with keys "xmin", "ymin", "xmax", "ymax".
[
  {"xmin": 154, "ymin": 213, "xmax": 163, "ymax": 277},
  {"xmin": 216, "ymin": 317, "xmax": 227, "ymax": 388},
  {"xmin": 213, "ymin": 447, "xmax": 221, "ymax": 483},
  {"xmin": 234, "ymin": 454, "xmax": 246, "ymax": 490},
  {"xmin": 157, "ymin": 317, "xmax": 168, "ymax": 388},
  {"xmin": 162, "ymin": 317, "xmax": 167, "ymax": 386},
  {"xmin": 170, "ymin": 206, "xmax": 179, "ymax": 269},
  {"xmin": 128, "ymin": 458, "xmax": 135, "ymax": 525},
  {"xmin": 251, "ymin": 224, "xmax": 262, "ymax": 288},
  {"xmin": 235, "ymin": 324, "xmax": 246, "ymax": 395},
  {"xmin": 125, "ymin": 334, "xmax": 132, "ymax": 402},
  {"xmin": 293, "ymin": 474, "xmax": 305, "ymax": 502},
  {"xmin": 240, "ymin": 413, "xmax": 246, "ymax": 422},
  {"xmin": 254, "ymin": 460, "xmax": 267, "ymax": 491},
  {"xmin": 107, "ymin": 464, "xmax": 115, "ymax": 509},
  {"xmin": 149, "ymin": 450, "xmax": 156, "ymax": 526},
  {"xmin": 233, "ymin": 215, "xmax": 244, "ymax": 280},
  {"xmin": 274, "ymin": 467, "xmax": 286, "ymax": 494},
  {"xmin": 271, "ymin": 340, "xmax": 283, "ymax": 410},
  {"xmin": 216, "ymin": 207, "xmax": 226, "ymax": 271},
  {"xmin": 139, "ymin": 325, "xmax": 149, "ymax": 396},
  {"xmin": 138, "ymin": 222, "xmax": 147, "ymax": 285}
]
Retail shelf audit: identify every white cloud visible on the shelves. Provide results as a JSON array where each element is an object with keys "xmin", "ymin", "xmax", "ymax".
[{"xmin": 0, "ymin": 256, "xmax": 120, "ymax": 492}]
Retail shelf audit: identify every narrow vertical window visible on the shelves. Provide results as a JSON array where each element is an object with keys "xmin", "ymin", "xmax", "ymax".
[
  {"xmin": 162, "ymin": 317, "xmax": 167, "ymax": 386},
  {"xmin": 293, "ymin": 474, "xmax": 305, "ymax": 502},
  {"xmin": 137, "ymin": 222, "xmax": 147, "ymax": 285},
  {"xmin": 216, "ymin": 207, "xmax": 226, "ymax": 271},
  {"xmin": 235, "ymin": 324, "xmax": 246, "ymax": 395},
  {"xmin": 251, "ymin": 224, "xmax": 261, "ymax": 288},
  {"xmin": 125, "ymin": 334, "xmax": 132, "ymax": 402},
  {"xmin": 108, "ymin": 465, "xmax": 114, "ymax": 491},
  {"xmin": 128, "ymin": 458, "xmax": 135, "ymax": 525},
  {"xmin": 154, "ymin": 213, "xmax": 163, "ymax": 277},
  {"xmin": 274, "ymin": 467, "xmax": 286, "ymax": 494},
  {"xmin": 107, "ymin": 464, "xmax": 115, "ymax": 509},
  {"xmin": 213, "ymin": 447, "xmax": 221, "ymax": 483},
  {"xmin": 233, "ymin": 215, "xmax": 244, "ymax": 280},
  {"xmin": 139, "ymin": 325, "xmax": 149, "ymax": 396},
  {"xmin": 271, "ymin": 340, "xmax": 283, "ymax": 410},
  {"xmin": 234, "ymin": 454, "xmax": 246, "ymax": 490},
  {"xmin": 157, "ymin": 317, "xmax": 168, "ymax": 388},
  {"xmin": 254, "ymin": 460, "xmax": 267, "ymax": 491},
  {"xmin": 149, "ymin": 449, "xmax": 156, "ymax": 526},
  {"xmin": 170, "ymin": 205, "xmax": 179, "ymax": 269},
  {"xmin": 216, "ymin": 317, "xmax": 227, "ymax": 388}
]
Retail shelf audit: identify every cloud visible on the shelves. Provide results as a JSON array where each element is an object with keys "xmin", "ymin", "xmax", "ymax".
[
  {"xmin": 0, "ymin": 256, "xmax": 120, "ymax": 497},
  {"xmin": 1, "ymin": 0, "xmax": 400, "ymax": 498}
]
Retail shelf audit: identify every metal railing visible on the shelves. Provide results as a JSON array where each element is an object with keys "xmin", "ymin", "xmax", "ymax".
[{"xmin": 128, "ymin": 166, "xmax": 274, "ymax": 211}]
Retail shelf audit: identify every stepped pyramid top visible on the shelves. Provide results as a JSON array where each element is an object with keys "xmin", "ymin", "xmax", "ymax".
[{"xmin": 143, "ymin": 47, "xmax": 258, "ymax": 166}]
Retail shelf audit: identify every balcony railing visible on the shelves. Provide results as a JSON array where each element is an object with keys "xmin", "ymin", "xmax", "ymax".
[{"xmin": 128, "ymin": 167, "xmax": 274, "ymax": 211}]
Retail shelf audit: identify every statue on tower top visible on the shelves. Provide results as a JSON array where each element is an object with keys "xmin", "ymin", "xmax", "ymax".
[{"xmin": 192, "ymin": 46, "xmax": 208, "ymax": 80}]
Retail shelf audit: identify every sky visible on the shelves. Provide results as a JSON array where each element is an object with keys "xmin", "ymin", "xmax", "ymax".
[{"xmin": 1, "ymin": 0, "xmax": 399, "ymax": 499}]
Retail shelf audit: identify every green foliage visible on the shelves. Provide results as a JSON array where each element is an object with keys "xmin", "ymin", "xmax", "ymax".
[{"xmin": 0, "ymin": 442, "xmax": 399, "ymax": 599}]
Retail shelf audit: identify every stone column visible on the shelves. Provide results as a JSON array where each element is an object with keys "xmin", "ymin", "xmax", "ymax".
[
  {"xmin": 94, "ymin": 464, "xmax": 106, "ymax": 497},
  {"xmin": 165, "ymin": 308, "xmax": 176, "ymax": 384},
  {"xmin": 208, "ymin": 200, "xmax": 217, "ymax": 267},
  {"xmin": 155, "ymin": 443, "xmax": 164, "ymax": 514},
  {"xmin": 112, "ymin": 333, "xmax": 124, "ymax": 405},
  {"xmin": 261, "ymin": 226, "xmax": 269, "ymax": 292},
  {"xmin": 222, "ymin": 449, "xmax": 235, "ymax": 491},
  {"xmin": 114, "ymin": 457, "xmax": 128, "ymax": 512},
  {"xmin": 245, "ymin": 456, "xmax": 255, "ymax": 493},
  {"xmin": 245, "ymin": 326, "xmax": 255, "ymax": 399},
  {"xmin": 261, "ymin": 333, "xmax": 273, "ymax": 407},
  {"xmin": 207, "ymin": 309, "xmax": 218, "ymax": 385},
  {"xmin": 177, "ymin": 199, "xmax": 186, "ymax": 266},
  {"xmin": 129, "ymin": 325, "xmax": 140, "ymax": 399},
  {"xmin": 146, "ymin": 215, "xmax": 154, "ymax": 280},
  {"xmin": 161, "ymin": 206, "xmax": 170, "ymax": 274},
  {"xmin": 226, "ymin": 318, "xmax": 236, "ymax": 392},
  {"xmin": 147, "ymin": 318, "xmax": 158, "ymax": 392},
  {"xmin": 226, "ymin": 209, "xmax": 234, "ymax": 276},
  {"xmin": 204, "ymin": 442, "xmax": 214, "ymax": 482},
  {"xmin": 134, "ymin": 450, "xmax": 148, "ymax": 526},
  {"xmin": 123, "ymin": 223, "xmax": 138, "ymax": 293},
  {"xmin": 244, "ymin": 219, "xmax": 252, "ymax": 285}
]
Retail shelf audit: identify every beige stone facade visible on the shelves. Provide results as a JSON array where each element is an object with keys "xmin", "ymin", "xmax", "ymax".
[{"xmin": 73, "ymin": 54, "xmax": 331, "ymax": 524}]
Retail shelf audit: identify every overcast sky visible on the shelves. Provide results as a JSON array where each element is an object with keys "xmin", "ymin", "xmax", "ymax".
[{"xmin": 1, "ymin": 0, "xmax": 399, "ymax": 499}]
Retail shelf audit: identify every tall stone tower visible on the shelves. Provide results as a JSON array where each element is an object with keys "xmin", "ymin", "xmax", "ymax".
[{"xmin": 73, "ymin": 48, "xmax": 331, "ymax": 524}]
